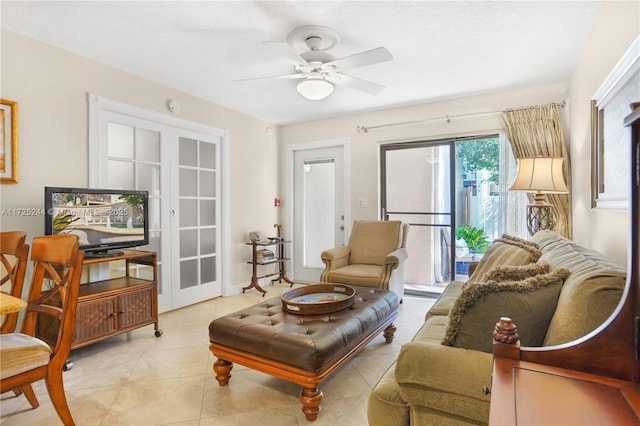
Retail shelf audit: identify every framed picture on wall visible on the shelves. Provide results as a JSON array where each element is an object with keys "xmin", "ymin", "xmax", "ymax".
[
  {"xmin": 0, "ymin": 99, "xmax": 18, "ymax": 183},
  {"xmin": 591, "ymin": 35, "xmax": 639, "ymax": 210}
]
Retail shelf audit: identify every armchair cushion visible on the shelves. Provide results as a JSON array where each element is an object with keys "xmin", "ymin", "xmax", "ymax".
[
  {"xmin": 348, "ymin": 221, "xmax": 403, "ymax": 265},
  {"xmin": 325, "ymin": 264, "xmax": 385, "ymax": 286}
]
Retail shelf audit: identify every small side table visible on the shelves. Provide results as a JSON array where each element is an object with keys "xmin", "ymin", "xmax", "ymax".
[{"xmin": 243, "ymin": 238, "xmax": 294, "ymax": 296}]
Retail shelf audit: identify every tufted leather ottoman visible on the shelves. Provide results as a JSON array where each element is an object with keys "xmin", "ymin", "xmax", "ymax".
[{"xmin": 209, "ymin": 285, "xmax": 399, "ymax": 421}]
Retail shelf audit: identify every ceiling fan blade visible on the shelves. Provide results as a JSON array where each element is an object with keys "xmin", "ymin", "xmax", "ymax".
[
  {"xmin": 324, "ymin": 47, "xmax": 392, "ymax": 71},
  {"xmin": 331, "ymin": 73, "xmax": 386, "ymax": 95},
  {"xmin": 262, "ymin": 40, "xmax": 311, "ymax": 67},
  {"xmin": 233, "ymin": 72, "xmax": 306, "ymax": 83}
]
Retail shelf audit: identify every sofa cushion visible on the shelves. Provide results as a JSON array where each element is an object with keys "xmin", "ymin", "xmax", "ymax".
[
  {"xmin": 532, "ymin": 230, "xmax": 627, "ymax": 345},
  {"xmin": 425, "ymin": 280, "xmax": 463, "ymax": 320},
  {"xmin": 467, "ymin": 234, "xmax": 542, "ymax": 285},
  {"xmin": 367, "ymin": 362, "xmax": 410, "ymax": 426},
  {"xmin": 409, "ymin": 404, "xmax": 486, "ymax": 426},
  {"xmin": 395, "ymin": 340, "xmax": 493, "ymax": 424},
  {"xmin": 414, "ymin": 315, "xmax": 450, "ymax": 344},
  {"xmin": 441, "ymin": 268, "xmax": 570, "ymax": 353},
  {"xmin": 481, "ymin": 261, "xmax": 550, "ymax": 282}
]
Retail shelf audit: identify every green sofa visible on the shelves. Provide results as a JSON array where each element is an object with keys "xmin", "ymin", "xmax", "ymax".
[{"xmin": 368, "ymin": 230, "xmax": 627, "ymax": 425}]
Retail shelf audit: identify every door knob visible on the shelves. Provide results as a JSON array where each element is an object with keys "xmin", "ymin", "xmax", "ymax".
[{"xmin": 340, "ymin": 225, "xmax": 344, "ymax": 230}]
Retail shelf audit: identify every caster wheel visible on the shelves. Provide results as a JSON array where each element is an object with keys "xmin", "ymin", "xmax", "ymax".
[
  {"xmin": 63, "ymin": 361, "xmax": 74, "ymax": 371},
  {"xmin": 155, "ymin": 329, "xmax": 163, "ymax": 337}
]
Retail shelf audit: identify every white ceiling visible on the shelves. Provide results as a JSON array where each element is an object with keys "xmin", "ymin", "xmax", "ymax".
[{"xmin": 1, "ymin": 1, "xmax": 603, "ymax": 125}]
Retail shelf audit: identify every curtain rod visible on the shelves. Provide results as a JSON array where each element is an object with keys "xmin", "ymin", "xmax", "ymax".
[{"xmin": 356, "ymin": 101, "xmax": 566, "ymax": 133}]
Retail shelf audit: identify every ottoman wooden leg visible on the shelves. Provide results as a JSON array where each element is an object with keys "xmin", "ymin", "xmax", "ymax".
[
  {"xmin": 383, "ymin": 323, "xmax": 397, "ymax": 343},
  {"xmin": 213, "ymin": 358, "xmax": 233, "ymax": 386},
  {"xmin": 300, "ymin": 386, "xmax": 323, "ymax": 421}
]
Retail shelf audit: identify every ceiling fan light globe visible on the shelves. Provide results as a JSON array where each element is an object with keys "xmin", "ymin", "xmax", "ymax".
[{"xmin": 296, "ymin": 79, "xmax": 334, "ymax": 100}]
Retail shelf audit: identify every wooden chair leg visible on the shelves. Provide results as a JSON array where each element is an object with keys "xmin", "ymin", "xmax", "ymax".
[
  {"xmin": 21, "ymin": 384, "xmax": 40, "ymax": 409},
  {"xmin": 45, "ymin": 372, "xmax": 75, "ymax": 426}
]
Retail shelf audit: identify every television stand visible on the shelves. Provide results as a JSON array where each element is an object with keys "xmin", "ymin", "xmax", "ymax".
[
  {"xmin": 36, "ymin": 249, "xmax": 162, "ymax": 353},
  {"xmin": 83, "ymin": 250, "xmax": 125, "ymax": 259}
]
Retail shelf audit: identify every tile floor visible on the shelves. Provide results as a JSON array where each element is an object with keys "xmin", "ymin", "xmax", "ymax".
[{"xmin": 0, "ymin": 283, "xmax": 434, "ymax": 426}]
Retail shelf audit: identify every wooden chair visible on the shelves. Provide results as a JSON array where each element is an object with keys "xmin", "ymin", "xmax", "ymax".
[
  {"xmin": 0, "ymin": 234, "xmax": 83, "ymax": 426},
  {"xmin": 0, "ymin": 231, "xmax": 29, "ymax": 333}
]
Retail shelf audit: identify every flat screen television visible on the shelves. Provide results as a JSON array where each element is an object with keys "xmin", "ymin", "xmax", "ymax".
[{"xmin": 44, "ymin": 186, "xmax": 149, "ymax": 257}]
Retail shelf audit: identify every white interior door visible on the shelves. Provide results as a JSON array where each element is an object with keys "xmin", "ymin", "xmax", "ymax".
[
  {"xmin": 170, "ymin": 132, "xmax": 222, "ymax": 308},
  {"xmin": 292, "ymin": 145, "xmax": 346, "ymax": 283},
  {"xmin": 90, "ymin": 95, "xmax": 225, "ymax": 312},
  {"xmin": 99, "ymin": 111, "xmax": 172, "ymax": 312}
]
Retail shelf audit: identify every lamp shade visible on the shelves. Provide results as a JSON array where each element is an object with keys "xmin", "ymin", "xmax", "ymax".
[
  {"xmin": 509, "ymin": 157, "xmax": 569, "ymax": 194},
  {"xmin": 296, "ymin": 79, "xmax": 334, "ymax": 100}
]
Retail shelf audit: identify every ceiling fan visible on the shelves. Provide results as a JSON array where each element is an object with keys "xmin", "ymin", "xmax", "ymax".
[{"xmin": 236, "ymin": 25, "xmax": 393, "ymax": 100}]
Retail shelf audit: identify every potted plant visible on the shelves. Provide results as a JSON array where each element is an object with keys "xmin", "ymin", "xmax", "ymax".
[{"xmin": 455, "ymin": 225, "xmax": 488, "ymax": 259}]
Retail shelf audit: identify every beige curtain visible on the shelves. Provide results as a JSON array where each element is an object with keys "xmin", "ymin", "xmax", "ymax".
[{"xmin": 501, "ymin": 103, "xmax": 572, "ymax": 238}]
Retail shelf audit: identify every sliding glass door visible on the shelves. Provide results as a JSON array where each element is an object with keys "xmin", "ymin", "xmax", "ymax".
[
  {"xmin": 381, "ymin": 141, "xmax": 456, "ymax": 294},
  {"xmin": 381, "ymin": 134, "xmax": 514, "ymax": 295}
]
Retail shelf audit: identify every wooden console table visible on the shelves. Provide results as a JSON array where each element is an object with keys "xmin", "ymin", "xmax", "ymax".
[
  {"xmin": 490, "ymin": 318, "xmax": 640, "ymax": 425},
  {"xmin": 37, "ymin": 250, "xmax": 162, "ymax": 352}
]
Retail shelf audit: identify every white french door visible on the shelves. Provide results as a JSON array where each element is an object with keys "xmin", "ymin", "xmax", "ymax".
[
  {"xmin": 288, "ymin": 140, "xmax": 349, "ymax": 283},
  {"xmin": 170, "ymin": 132, "xmax": 222, "ymax": 308},
  {"xmin": 89, "ymin": 95, "xmax": 226, "ymax": 312}
]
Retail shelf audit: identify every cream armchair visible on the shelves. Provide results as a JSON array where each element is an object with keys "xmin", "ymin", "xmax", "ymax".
[{"xmin": 320, "ymin": 220, "xmax": 408, "ymax": 301}]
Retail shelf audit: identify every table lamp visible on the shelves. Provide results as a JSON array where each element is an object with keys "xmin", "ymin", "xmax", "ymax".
[{"xmin": 509, "ymin": 157, "xmax": 569, "ymax": 236}]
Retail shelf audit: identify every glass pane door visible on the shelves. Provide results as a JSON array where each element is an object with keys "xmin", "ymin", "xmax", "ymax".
[
  {"xmin": 92, "ymin": 97, "xmax": 226, "ymax": 313},
  {"xmin": 173, "ymin": 136, "xmax": 221, "ymax": 307},
  {"xmin": 106, "ymin": 120, "xmax": 167, "ymax": 308},
  {"xmin": 454, "ymin": 136, "xmax": 507, "ymax": 271},
  {"xmin": 381, "ymin": 142, "xmax": 455, "ymax": 294}
]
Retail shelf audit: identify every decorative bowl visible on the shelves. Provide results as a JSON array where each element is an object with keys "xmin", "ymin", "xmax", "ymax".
[{"xmin": 281, "ymin": 283, "xmax": 355, "ymax": 315}]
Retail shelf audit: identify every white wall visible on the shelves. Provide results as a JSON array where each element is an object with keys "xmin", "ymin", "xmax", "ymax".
[
  {"xmin": 568, "ymin": 0, "xmax": 639, "ymax": 268},
  {"xmin": 279, "ymin": 83, "xmax": 568, "ymax": 236},
  {"xmin": 0, "ymin": 30, "xmax": 279, "ymax": 294},
  {"xmin": 280, "ymin": 1, "xmax": 639, "ymax": 269}
]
